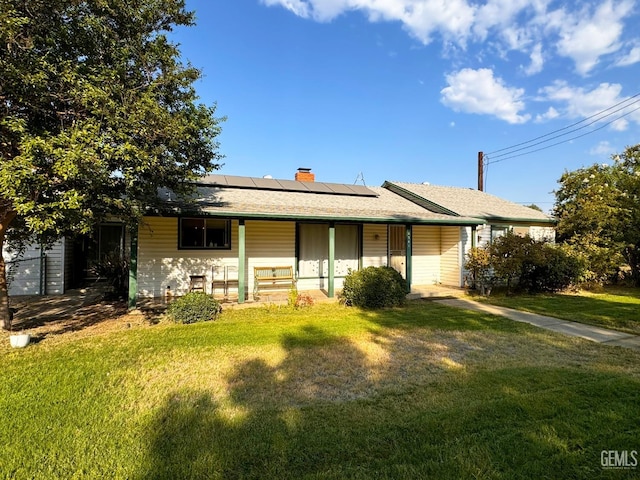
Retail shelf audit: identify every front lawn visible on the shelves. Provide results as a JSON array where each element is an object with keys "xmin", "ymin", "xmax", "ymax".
[
  {"xmin": 474, "ymin": 287, "xmax": 640, "ymax": 335},
  {"xmin": 1, "ymin": 302, "xmax": 639, "ymax": 479}
]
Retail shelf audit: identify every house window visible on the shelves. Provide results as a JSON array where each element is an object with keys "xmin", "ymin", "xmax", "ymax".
[
  {"xmin": 179, "ymin": 218, "xmax": 231, "ymax": 249},
  {"xmin": 98, "ymin": 224, "xmax": 125, "ymax": 259},
  {"xmin": 491, "ymin": 226, "xmax": 510, "ymax": 241},
  {"xmin": 513, "ymin": 226, "xmax": 530, "ymax": 237},
  {"xmin": 298, "ymin": 223, "xmax": 359, "ymax": 277}
]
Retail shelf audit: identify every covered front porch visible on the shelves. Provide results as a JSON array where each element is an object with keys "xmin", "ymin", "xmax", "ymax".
[{"xmin": 126, "ymin": 216, "xmax": 477, "ymax": 310}]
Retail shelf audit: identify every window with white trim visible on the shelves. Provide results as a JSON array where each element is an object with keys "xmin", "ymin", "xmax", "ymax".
[{"xmin": 490, "ymin": 226, "xmax": 510, "ymax": 241}]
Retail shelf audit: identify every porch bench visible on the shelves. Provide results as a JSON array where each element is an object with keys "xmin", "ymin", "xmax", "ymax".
[{"xmin": 253, "ymin": 266, "xmax": 296, "ymax": 299}]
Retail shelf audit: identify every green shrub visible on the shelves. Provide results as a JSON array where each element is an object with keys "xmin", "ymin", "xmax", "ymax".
[
  {"xmin": 519, "ymin": 244, "xmax": 583, "ymax": 293},
  {"xmin": 464, "ymin": 246, "xmax": 493, "ymax": 294},
  {"xmin": 167, "ymin": 292, "xmax": 222, "ymax": 324},
  {"xmin": 341, "ymin": 266, "xmax": 407, "ymax": 309}
]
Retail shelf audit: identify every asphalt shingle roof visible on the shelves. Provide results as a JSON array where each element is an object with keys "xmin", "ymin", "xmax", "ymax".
[
  {"xmin": 164, "ymin": 175, "xmax": 482, "ymax": 225},
  {"xmin": 385, "ymin": 182, "xmax": 554, "ymax": 223}
]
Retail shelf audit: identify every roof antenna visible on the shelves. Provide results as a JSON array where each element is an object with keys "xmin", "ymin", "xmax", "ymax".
[{"xmin": 354, "ymin": 171, "xmax": 366, "ymax": 186}]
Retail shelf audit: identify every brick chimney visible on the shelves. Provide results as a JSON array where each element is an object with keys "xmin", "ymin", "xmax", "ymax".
[{"xmin": 295, "ymin": 167, "xmax": 315, "ymax": 182}]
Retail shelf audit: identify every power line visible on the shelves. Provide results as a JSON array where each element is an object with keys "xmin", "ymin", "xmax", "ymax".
[
  {"xmin": 487, "ymin": 97, "xmax": 640, "ymax": 162},
  {"xmin": 486, "ymin": 104, "xmax": 640, "ymax": 164},
  {"xmin": 485, "ymin": 91, "xmax": 640, "ymax": 161}
]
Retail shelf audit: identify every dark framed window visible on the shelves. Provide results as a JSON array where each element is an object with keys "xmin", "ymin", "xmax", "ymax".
[{"xmin": 179, "ymin": 218, "xmax": 231, "ymax": 249}]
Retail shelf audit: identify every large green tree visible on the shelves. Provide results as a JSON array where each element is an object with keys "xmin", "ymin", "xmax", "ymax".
[
  {"xmin": 553, "ymin": 144, "xmax": 640, "ymax": 285},
  {"xmin": 0, "ymin": 0, "xmax": 224, "ymax": 329}
]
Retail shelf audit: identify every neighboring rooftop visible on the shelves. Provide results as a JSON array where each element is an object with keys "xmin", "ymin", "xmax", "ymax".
[{"xmin": 384, "ymin": 181, "xmax": 554, "ymax": 223}]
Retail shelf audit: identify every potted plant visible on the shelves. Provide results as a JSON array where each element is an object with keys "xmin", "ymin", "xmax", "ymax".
[{"xmin": 8, "ymin": 307, "xmax": 30, "ymax": 348}]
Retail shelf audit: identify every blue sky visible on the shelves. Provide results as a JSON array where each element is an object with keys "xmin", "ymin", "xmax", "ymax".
[{"xmin": 171, "ymin": 0, "xmax": 640, "ymax": 211}]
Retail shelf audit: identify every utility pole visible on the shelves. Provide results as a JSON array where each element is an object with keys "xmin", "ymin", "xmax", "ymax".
[{"xmin": 477, "ymin": 151, "xmax": 484, "ymax": 191}]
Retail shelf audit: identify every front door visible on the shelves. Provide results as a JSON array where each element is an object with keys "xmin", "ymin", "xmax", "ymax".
[{"xmin": 389, "ymin": 225, "xmax": 406, "ymax": 279}]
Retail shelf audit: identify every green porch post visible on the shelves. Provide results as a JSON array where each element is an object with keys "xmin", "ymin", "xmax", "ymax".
[
  {"xmin": 405, "ymin": 224, "xmax": 412, "ymax": 293},
  {"xmin": 238, "ymin": 219, "xmax": 246, "ymax": 304},
  {"xmin": 128, "ymin": 223, "xmax": 138, "ymax": 310},
  {"xmin": 328, "ymin": 222, "xmax": 335, "ymax": 298}
]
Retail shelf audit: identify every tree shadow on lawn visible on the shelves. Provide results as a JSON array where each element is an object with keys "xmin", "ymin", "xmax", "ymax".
[
  {"xmin": 7, "ymin": 292, "xmax": 159, "ymax": 340},
  {"xmin": 140, "ymin": 307, "xmax": 640, "ymax": 479}
]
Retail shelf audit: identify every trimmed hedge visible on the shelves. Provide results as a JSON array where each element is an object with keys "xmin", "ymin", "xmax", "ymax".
[
  {"xmin": 167, "ymin": 292, "xmax": 222, "ymax": 324},
  {"xmin": 341, "ymin": 266, "xmax": 407, "ymax": 308}
]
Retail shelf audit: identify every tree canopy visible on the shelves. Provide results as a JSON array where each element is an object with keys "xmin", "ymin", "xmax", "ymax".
[
  {"xmin": 0, "ymin": 0, "xmax": 224, "ymax": 328},
  {"xmin": 553, "ymin": 144, "xmax": 640, "ymax": 285}
]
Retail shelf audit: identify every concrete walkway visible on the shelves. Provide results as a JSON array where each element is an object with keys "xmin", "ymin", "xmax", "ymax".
[{"xmin": 435, "ymin": 298, "xmax": 640, "ymax": 351}]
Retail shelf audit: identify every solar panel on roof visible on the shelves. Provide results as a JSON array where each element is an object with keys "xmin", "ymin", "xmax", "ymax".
[
  {"xmin": 349, "ymin": 184, "xmax": 378, "ymax": 196},
  {"xmin": 304, "ymin": 182, "xmax": 334, "ymax": 194},
  {"xmin": 253, "ymin": 177, "xmax": 280, "ymax": 189},
  {"xmin": 326, "ymin": 183, "xmax": 354, "ymax": 195},
  {"xmin": 199, "ymin": 175, "xmax": 228, "ymax": 185},
  {"xmin": 197, "ymin": 175, "xmax": 378, "ymax": 197},
  {"xmin": 276, "ymin": 179, "xmax": 312, "ymax": 191},
  {"xmin": 223, "ymin": 175, "xmax": 255, "ymax": 188}
]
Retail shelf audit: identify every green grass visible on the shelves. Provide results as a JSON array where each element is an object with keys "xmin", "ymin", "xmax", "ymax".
[
  {"xmin": 1, "ymin": 301, "xmax": 639, "ymax": 479},
  {"xmin": 475, "ymin": 287, "xmax": 640, "ymax": 335}
]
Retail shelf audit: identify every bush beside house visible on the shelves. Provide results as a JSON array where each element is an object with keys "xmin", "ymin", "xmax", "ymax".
[
  {"xmin": 341, "ymin": 266, "xmax": 407, "ymax": 308},
  {"xmin": 466, "ymin": 232, "xmax": 582, "ymax": 294},
  {"xmin": 167, "ymin": 292, "xmax": 222, "ymax": 324}
]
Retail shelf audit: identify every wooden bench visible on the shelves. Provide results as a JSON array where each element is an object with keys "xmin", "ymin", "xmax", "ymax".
[{"xmin": 253, "ymin": 266, "xmax": 296, "ymax": 299}]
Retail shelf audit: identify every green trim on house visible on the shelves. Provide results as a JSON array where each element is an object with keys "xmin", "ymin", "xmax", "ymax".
[
  {"xmin": 158, "ymin": 209, "xmax": 483, "ymax": 226},
  {"xmin": 481, "ymin": 216, "xmax": 557, "ymax": 225},
  {"xmin": 328, "ymin": 222, "xmax": 335, "ymax": 298},
  {"xmin": 405, "ymin": 224, "xmax": 412, "ymax": 293},
  {"xmin": 128, "ymin": 224, "xmax": 138, "ymax": 310},
  {"xmin": 238, "ymin": 219, "xmax": 246, "ymax": 304},
  {"xmin": 358, "ymin": 224, "xmax": 364, "ymax": 271},
  {"xmin": 294, "ymin": 222, "xmax": 300, "ymax": 279}
]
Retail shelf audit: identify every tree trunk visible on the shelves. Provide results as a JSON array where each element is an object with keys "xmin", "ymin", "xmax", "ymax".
[{"xmin": 0, "ymin": 208, "xmax": 17, "ymax": 331}]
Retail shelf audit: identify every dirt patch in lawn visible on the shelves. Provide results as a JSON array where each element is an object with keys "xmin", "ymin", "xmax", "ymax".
[{"xmin": 5, "ymin": 289, "xmax": 158, "ymax": 345}]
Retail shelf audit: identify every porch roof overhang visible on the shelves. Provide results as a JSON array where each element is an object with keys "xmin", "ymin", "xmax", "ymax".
[
  {"xmin": 477, "ymin": 216, "xmax": 557, "ymax": 225},
  {"xmin": 183, "ymin": 207, "xmax": 483, "ymax": 226}
]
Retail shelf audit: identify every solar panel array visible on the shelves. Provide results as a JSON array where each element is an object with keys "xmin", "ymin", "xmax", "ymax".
[{"xmin": 198, "ymin": 175, "xmax": 379, "ymax": 197}]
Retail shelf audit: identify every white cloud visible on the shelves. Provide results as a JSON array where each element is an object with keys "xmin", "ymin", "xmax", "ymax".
[
  {"xmin": 441, "ymin": 68, "xmax": 530, "ymax": 124},
  {"xmin": 262, "ymin": 0, "xmax": 636, "ymax": 75},
  {"xmin": 523, "ymin": 43, "xmax": 544, "ymax": 75},
  {"xmin": 546, "ymin": 0, "xmax": 633, "ymax": 75},
  {"xmin": 589, "ymin": 141, "xmax": 614, "ymax": 156},
  {"xmin": 262, "ymin": 0, "xmax": 477, "ymax": 43},
  {"xmin": 540, "ymin": 81, "xmax": 621, "ymax": 117},
  {"xmin": 610, "ymin": 118, "xmax": 629, "ymax": 131},
  {"xmin": 538, "ymin": 81, "xmax": 640, "ymax": 130},
  {"xmin": 616, "ymin": 43, "xmax": 640, "ymax": 66},
  {"xmin": 261, "ymin": 0, "xmax": 310, "ymax": 18},
  {"xmin": 535, "ymin": 106, "xmax": 559, "ymax": 123},
  {"xmin": 474, "ymin": 0, "xmax": 547, "ymax": 49}
]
